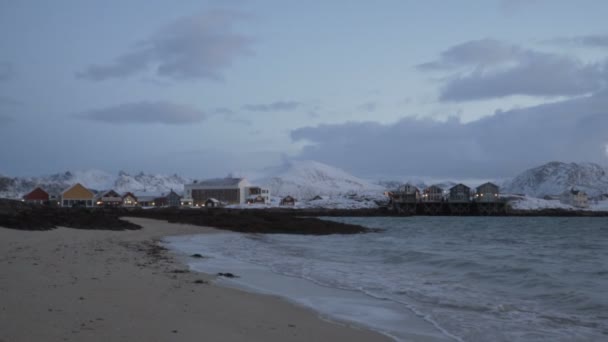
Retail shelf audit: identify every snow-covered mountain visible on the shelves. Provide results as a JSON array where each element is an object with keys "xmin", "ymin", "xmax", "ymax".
[
  {"xmin": 255, "ymin": 160, "xmax": 384, "ymax": 200},
  {"xmin": 0, "ymin": 170, "xmax": 192, "ymax": 199},
  {"xmin": 502, "ymin": 161, "xmax": 608, "ymax": 198},
  {"xmin": 113, "ymin": 171, "xmax": 191, "ymax": 194}
]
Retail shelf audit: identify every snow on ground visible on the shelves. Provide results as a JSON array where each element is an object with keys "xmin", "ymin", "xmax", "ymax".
[
  {"xmin": 589, "ymin": 200, "xmax": 608, "ymax": 211},
  {"xmin": 507, "ymin": 195, "xmax": 608, "ymax": 212},
  {"xmin": 507, "ymin": 195, "xmax": 574, "ymax": 210},
  {"xmin": 227, "ymin": 192, "xmax": 389, "ymax": 210}
]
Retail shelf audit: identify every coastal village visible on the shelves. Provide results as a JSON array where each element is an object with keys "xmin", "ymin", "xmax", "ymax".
[{"xmin": 18, "ymin": 176, "xmax": 593, "ymax": 213}]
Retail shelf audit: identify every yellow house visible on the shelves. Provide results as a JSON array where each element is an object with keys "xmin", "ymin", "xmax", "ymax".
[{"xmin": 61, "ymin": 183, "xmax": 95, "ymax": 207}]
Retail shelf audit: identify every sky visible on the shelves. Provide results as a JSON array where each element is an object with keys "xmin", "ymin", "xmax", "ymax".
[{"xmin": 1, "ymin": 0, "xmax": 607, "ymax": 180}]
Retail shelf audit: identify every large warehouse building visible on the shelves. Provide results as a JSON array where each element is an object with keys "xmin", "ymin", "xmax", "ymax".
[{"xmin": 183, "ymin": 177, "xmax": 270, "ymax": 206}]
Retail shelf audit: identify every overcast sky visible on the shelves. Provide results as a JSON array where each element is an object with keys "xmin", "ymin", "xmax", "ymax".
[{"xmin": 1, "ymin": 0, "xmax": 607, "ymax": 180}]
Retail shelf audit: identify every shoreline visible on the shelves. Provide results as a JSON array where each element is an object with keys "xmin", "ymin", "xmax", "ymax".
[
  {"xmin": 164, "ymin": 231, "xmax": 456, "ymax": 342},
  {"xmin": 0, "ymin": 217, "xmax": 389, "ymax": 342}
]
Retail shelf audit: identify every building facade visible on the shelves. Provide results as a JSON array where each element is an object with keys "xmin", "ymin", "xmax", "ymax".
[
  {"xmin": 61, "ymin": 183, "xmax": 95, "ymax": 207},
  {"xmin": 165, "ymin": 190, "xmax": 181, "ymax": 207},
  {"xmin": 246, "ymin": 186, "xmax": 271, "ymax": 204},
  {"xmin": 560, "ymin": 189, "xmax": 589, "ymax": 208},
  {"xmin": 422, "ymin": 185, "xmax": 444, "ymax": 202},
  {"xmin": 280, "ymin": 195, "xmax": 296, "ymax": 206},
  {"xmin": 96, "ymin": 190, "xmax": 123, "ymax": 207},
  {"xmin": 184, "ymin": 178, "xmax": 252, "ymax": 206},
  {"xmin": 475, "ymin": 182, "xmax": 500, "ymax": 203},
  {"xmin": 392, "ymin": 183, "xmax": 420, "ymax": 203},
  {"xmin": 122, "ymin": 192, "xmax": 138, "ymax": 207},
  {"xmin": 449, "ymin": 184, "xmax": 471, "ymax": 203},
  {"xmin": 23, "ymin": 187, "xmax": 49, "ymax": 204}
]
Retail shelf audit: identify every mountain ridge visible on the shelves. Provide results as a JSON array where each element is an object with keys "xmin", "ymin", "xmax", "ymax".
[{"xmin": 502, "ymin": 161, "xmax": 608, "ymax": 197}]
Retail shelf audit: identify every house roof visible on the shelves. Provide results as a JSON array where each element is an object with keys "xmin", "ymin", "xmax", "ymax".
[
  {"xmin": 167, "ymin": 190, "xmax": 182, "ymax": 198},
  {"xmin": 61, "ymin": 183, "xmax": 95, "ymax": 199},
  {"xmin": 450, "ymin": 183, "xmax": 470, "ymax": 191},
  {"xmin": 195, "ymin": 178, "xmax": 245, "ymax": 187},
  {"xmin": 23, "ymin": 187, "xmax": 49, "ymax": 200},
  {"xmin": 476, "ymin": 182, "xmax": 499, "ymax": 191},
  {"xmin": 122, "ymin": 192, "xmax": 137, "ymax": 199},
  {"xmin": 98, "ymin": 189, "xmax": 121, "ymax": 198}
]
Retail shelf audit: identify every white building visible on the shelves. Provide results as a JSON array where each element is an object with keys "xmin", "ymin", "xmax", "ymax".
[
  {"xmin": 183, "ymin": 177, "xmax": 270, "ymax": 206},
  {"xmin": 560, "ymin": 189, "xmax": 589, "ymax": 208}
]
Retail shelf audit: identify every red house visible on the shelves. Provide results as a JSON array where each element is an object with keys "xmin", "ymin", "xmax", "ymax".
[{"xmin": 23, "ymin": 187, "xmax": 49, "ymax": 204}]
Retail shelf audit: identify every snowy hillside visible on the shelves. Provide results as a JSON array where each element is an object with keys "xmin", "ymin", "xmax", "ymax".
[
  {"xmin": 502, "ymin": 162, "xmax": 608, "ymax": 197},
  {"xmin": 255, "ymin": 160, "xmax": 384, "ymax": 200},
  {"xmin": 508, "ymin": 195, "xmax": 608, "ymax": 212},
  {"xmin": 113, "ymin": 171, "xmax": 191, "ymax": 194},
  {"xmin": 0, "ymin": 170, "xmax": 191, "ymax": 199}
]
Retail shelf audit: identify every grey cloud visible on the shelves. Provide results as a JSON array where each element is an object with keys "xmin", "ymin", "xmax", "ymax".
[
  {"xmin": 0, "ymin": 62, "xmax": 14, "ymax": 81},
  {"xmin": 358, "ymin": 101, "xmax": 378, "ymax": 112},
  {"xmin": 440, "ymin": 54, "xmax": 605, "ymax": 101},
  {"xmin": 419, "ymin": 39, "xmax": 607, "ymax": 101},
  {"xmin": 207, "ymin": 107, "xmax": 251, "ymax": 125},
  {"xmin": 291, "ymin": 91, "xmax": 608, "ymax": 179},
  {"xmin": 210, "ymin": 107, "xmax": 235, "ymax": 116},
  {"xmin": 547, "ymin": 34, "xmax": 608, "ymax": 48},
  {"xmin": 242, "ymin": 100, "xmax": 302, "ymax": 112},
  {"xmin": 78, "ymin": 101, "xmax": 206, "ymax": 124},
  {"xmin": 77, "ymin": 10, "xmax": 253, "ymax": 81},
  {"xmin": 417, "ymin": 39, "xmax": 525, "ymax": 70}
]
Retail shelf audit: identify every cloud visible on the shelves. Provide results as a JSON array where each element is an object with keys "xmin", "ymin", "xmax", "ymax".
[
  {"xmin": 419, "ymin": 39, "xmax": 607, "ymax": 101},
  {"xmin": 206, "ymin": 107, "xmax": 251, "ymax": 125},
  {"xmin": 77, "ymin": 101, "xmax": 207, "ymax": 124},
  {"xmin": 0, "ymin": 62, "xmax": 14, "ymax": 81},
  {"xmin": 547, "ymin": 34, "xmax": 608, "ymax": 48},
  {"xmin": 210, "ymin": 107, "xmax": 235, "ymax": 116},
  {"xmin": 357, "ymin": 101, "xmax": 378, "ymax": 112},
  {"xmin": 77, "ymin": 10, "xmax": 253, "ymax": 81},
  {"xmin": 291, "ymin": 91, "xmax": 608, "ymax": 179},
  {"xmin": 417, "ymin": 39, "xmax": 526, "ymax": 70},
  {"xmin": 242, "ymin": 100, "xmax": 302, "ymax": 112}
]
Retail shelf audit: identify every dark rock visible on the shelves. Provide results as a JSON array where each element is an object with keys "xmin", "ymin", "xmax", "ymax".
[
  {"xmin": 217, "ymin": 272, "xmax": 238, "ymax": 278},
  {"xmin": 190, "ymin": 253, "xmax": 204, "ymax": 258},
  {"xmin": 0, "ymin": 200, "xmax": 142, "ymax": 231},
  {"xmin": 123, "ymin": 207, "xmax": 376, "ymax": 235},
  {"xmin": 170, "ymin": 269, "xmax": 190, "ymax": 274}
]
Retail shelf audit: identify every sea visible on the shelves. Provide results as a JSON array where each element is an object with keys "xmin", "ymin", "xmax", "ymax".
[{"xmin": 164, "ymin": 217, "xmax": 608, "ymax": 341}]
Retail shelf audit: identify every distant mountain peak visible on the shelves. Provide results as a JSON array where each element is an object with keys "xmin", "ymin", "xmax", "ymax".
[
  {"xmin": 503, "ymin": 161, "xmax": 608, "ymax": 197},
  {"xmin": 255, "ymin": 160, "xmax": 382, "ymax": 199},
  {"xmin": 0, "ymin": 169, "xmax": 192, "ymax": 199}
]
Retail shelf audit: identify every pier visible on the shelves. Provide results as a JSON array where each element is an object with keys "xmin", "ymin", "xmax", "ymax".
[{"xmin": 390, "ymin": 201, "xmax": 507, "ymax": 216}]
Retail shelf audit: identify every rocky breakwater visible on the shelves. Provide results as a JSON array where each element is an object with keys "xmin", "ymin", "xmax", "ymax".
[
  {"xmin": 0, "ymin": 199, "xmax": 141, "ymax": 231},
  {"xmin": 129, "ymin": 208, "xmax": 376, "ymax": 235}
]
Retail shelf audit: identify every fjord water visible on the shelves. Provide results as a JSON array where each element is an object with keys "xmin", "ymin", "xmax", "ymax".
[{"xmin": 165, "ymin": 217, "xmax": 608, "ymax": 341}]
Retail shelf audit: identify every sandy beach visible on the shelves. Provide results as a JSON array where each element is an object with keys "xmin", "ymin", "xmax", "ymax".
[{"xmin": 0, "ymin": 217, "xmax": 389, "ymax": 342}]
